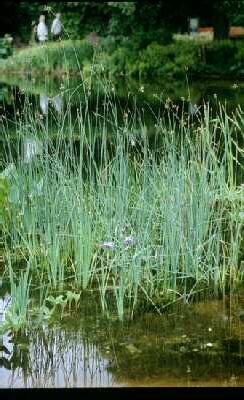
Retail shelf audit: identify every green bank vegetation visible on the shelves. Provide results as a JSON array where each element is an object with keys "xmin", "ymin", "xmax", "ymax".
[{"xmin": 1, "ymin": 39, "xmax": 244, "ymax": 80}]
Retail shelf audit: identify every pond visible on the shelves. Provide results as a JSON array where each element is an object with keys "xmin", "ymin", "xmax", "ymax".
[
  {"xmin": 1, "ymin": 75, "xmax": 244, "ymax": 121},
  {"xmin": 1, "ymin": 278, "xmax": 244, "ymax": 387},
  {"xmin": 0, "ymin": 74, "xmax": 244, "ymax": 388},
  {"xmin": 1, "ymin": 74, "xmax": 244, "ymax": 144}
]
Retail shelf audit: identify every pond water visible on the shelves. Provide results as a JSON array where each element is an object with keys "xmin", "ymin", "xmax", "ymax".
[
  {"xmin": 1, "ymin": 75, "xmax": 244, "ymax": 129},
  {"xmin": 0, "ymin": 74, "xmax": 244, "ymax": 387},
  {"xmin": 1, "ymin": 274, "xmax": 244, "ymax": 388}
]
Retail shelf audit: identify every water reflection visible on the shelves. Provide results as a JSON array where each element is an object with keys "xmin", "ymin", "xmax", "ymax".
[
  {"xmin": 0, "ymin": 291, "xmax": 244, "ymax": 387},
  {"xmin": 24, "ymin": 331, "xmax": 114, "ymax": 388},
  {"xmin": 2, "ymin": 75, "xmax": 244, "ymax": 115},
  {"xmin": 0, "ymin": 278, "xmax": 115, "ymax": 388},
  {"xmin": 23, "ymin": 138, "xmax": 43, "ymax": 163},
  {"xmin": 1, "ymin": 327, "xmax": 116, "ymax": 388},
  {"xmin": 39, "ymin": 94, "xmax": 49, "ymax": 115},
  {"xmin": 188, "ymin": 101, "xmax": 199, "ymax": 116},
  {"xmin": 39, "ymin": 93, "xmax": 63, "ymax": 116},
  {"xmin": 0, "ymin": 277, "xmax": 13, "ymax": 375},
  {"xmin": 51, "ymin": 94, "xmax": 63, "ymax": 114}
]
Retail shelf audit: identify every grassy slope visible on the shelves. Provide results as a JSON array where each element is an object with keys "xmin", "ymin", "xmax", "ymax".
[{"xmin": 0, "ymin": 39, "xmax": 95, "ymax": 75}]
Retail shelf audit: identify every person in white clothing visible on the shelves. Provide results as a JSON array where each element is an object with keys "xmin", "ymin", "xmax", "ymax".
[
  {"xmin": 40, "ymin": 94, "xmax": 49, "ymax": 115},
  {"xmin": 51, "ymin": 13, "xmax": 62, "ymax": 41},
  {"xmin": 37, "ymin": 15, "xmax": 48, "ymax": 43}
]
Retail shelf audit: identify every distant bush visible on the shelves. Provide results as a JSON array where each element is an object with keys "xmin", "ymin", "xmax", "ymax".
[
  {"xmin": 232, "ymin": 41, "xmax": 244, "ymax": 76},
  {"xmin": 0, "ymin": 40, "xmax": 95, "ymax": 74},
  {"xmin": 100, "ymin": 46, "xmax": 137, "ymax": 77},
  {"xmin": 136, "ymin": 42, "xmax": 200, "ymax": 79},
  {"xmin": 203, "ymin": 40, "xmax": 237, "ymax": 71},
  {"xmin": 126, "ymin": 40, "xmax": 244, "ymax": 79},
  {"xmin": 190, "ymin": 40, "xmax": 244, "ymax": 78},
  {"xmin": 100, "ymin": 41, "xmax": 200, "ymax": 79}
]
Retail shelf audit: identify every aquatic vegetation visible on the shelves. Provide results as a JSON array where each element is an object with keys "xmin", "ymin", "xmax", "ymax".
[
  {"xmin": 2, "ymin": 255, "xmax": 31, "ymax": 333},
  {"xmin": 0, "ymin": 175, "xmax": 10, "ymax": 227},
  {"xmin": 72, "ymin": 212, "xmax": 96, "ymax": 289},
  {"xmin": 0, "ymin": 75, "xmax": 243, "ymax": 331}
]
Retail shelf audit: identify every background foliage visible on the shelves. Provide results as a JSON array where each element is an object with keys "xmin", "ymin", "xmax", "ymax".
[{"xmin": 2, "ymin": 1, "xmax": 244, "ymax": 44}]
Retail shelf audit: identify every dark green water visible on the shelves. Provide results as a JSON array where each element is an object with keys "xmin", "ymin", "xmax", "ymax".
[
  {"xmin": 1, "ymin": 75, "xmax": 244, "ymax": 179},
  {"xmin": 0, "ymin": 75, "xmax": 244, "ymax": 387},
  {"xmin": 2, "ymin": 75, "xmax": 244, "ymax": 127},
  {"xmin": 1, "ymin": 275, "xmax": 244, "ymax": 387}
]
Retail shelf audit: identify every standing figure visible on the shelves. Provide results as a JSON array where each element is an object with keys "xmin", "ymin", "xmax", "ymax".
[
  {"xmin": 51, "ymin": 13, "xmax": 62, "ymax": 41},
  {"xmin": 37, "ymin": 15, "xmax": 48, "ymax": 44},
  {"xmin": 30, "ymin": 21, "xmax": 37, "ymax": 45}
]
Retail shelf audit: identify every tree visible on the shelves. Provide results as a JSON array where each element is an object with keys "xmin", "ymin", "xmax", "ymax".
[
  {"xmin": 211, "ymin": 0, "xmax": 244, "ymax": 39},
  {"xmin": 2, "ymin": 1, "xmax": 244, "ymax": 44}
]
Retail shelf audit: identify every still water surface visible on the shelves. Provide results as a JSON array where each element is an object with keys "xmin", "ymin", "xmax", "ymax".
[{"xmin": 1, "ymin": 276, "xmax": 244, "ymax": 387}]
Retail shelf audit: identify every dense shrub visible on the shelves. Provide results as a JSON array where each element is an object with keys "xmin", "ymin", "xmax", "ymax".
[
  {"xmin": 233, "ymin": 41, "xmax": 244, "ymax": 75},
  {"xmin": 99, "ymin": 41, "xmax": 199, "ymax": 79},
  {"xmin": 101, "ymin": 40, "xmax": 244, "ymax": 80},
  {"xmin": 136, "ymin": 42, "xmax": 200, "ymax": 78},
  {"xmin": 100, "ymin": 46, "xmax": 137, "ymax": 77},
  {"xmin": 128, "ymin": 28, "xmax": 173, "ymax": 50},
  {"xmin": 130, "ymin": 40, "xmax": 244, "ymax": 79},
  {"xmin": 190, "ymin": 40, "xmax": 244, "ymax": 78},
  {"xmin": 203, "ymin": 40, "xmax": 237, "ymax": 73}
]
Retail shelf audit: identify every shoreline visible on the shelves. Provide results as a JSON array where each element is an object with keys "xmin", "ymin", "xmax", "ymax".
[{"xmin": 1, "ymin": 68, "xmax": 244, "ymax": 83}]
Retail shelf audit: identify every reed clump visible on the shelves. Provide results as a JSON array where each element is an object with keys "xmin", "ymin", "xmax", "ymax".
[{"xmin": 1, "ymin": 80, "xmax": 243, "ymax": 331}]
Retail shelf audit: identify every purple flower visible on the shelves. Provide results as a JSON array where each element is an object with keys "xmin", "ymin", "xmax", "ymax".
[
  {"xmin": 124, "ymin": 236, "xmax": 135, "ymax": 246},
  {"xmin": 100, "ymin": 241, "xmax": 115, "ymax": 250}
]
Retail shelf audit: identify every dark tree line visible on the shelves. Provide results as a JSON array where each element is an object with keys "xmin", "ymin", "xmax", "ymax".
[{"xmin": 1, "ymin": 1, "xmax": 244, "ymax": 44}]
